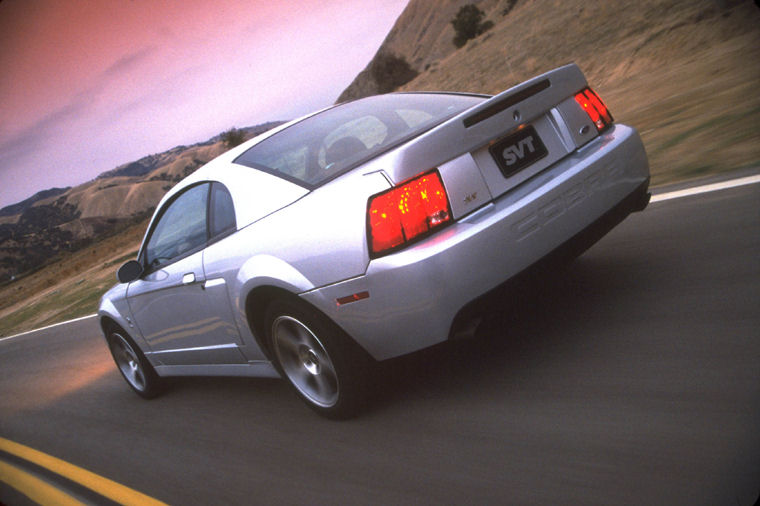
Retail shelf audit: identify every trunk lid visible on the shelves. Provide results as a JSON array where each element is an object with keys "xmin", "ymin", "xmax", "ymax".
[{"xmin": 380, "ymin": 64, "xmax": 601, "ymax": 219}]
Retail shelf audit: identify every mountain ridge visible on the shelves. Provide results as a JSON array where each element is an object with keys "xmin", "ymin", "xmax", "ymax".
[
  {"xmin": 0, "ymin": 121, "xmax": 283, "ymax": 281},
  {"xmin": 0, "ymin": 187, "xmax": 71, "ymax": 218}
]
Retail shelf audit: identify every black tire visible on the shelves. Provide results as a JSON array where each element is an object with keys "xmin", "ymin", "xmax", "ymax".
[
  {"xmin": 105, "ymin": 326, "xmax": 163, "ymax": 399},
  {"xmin": 265, "ymin": 298, "xmax": 372, "ymax": 419}
]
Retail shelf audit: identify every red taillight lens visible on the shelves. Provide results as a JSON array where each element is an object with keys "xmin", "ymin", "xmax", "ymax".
[
  {"xmin": 367, "ymin": 169, "xmax": 451, "ymax": 256},
  {"xmin": 574, "ymin": 87, "xmax": 613, "ymax": 132}
]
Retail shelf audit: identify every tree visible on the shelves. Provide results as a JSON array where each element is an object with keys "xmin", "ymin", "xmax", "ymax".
[
  {"xmin": 451, "ymin": 4, "xmax": 494, "ymax": 48},
  {"xmin": 220, "ymin": 127, "xmax": 245, "ymax": 148},
  {"xmin": 370, "ymin": 53, "xmax": 419, "ymax": 94}
]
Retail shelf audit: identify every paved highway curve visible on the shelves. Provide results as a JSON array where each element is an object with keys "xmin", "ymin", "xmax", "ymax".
[{"xmin": 1, "ymin": 178, "xmax": 758, "ymax": 505}]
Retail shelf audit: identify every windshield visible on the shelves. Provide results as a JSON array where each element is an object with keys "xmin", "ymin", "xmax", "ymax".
[{"xmin": 234, "ymin": 93, "xmax": 485, "ymax": 188}]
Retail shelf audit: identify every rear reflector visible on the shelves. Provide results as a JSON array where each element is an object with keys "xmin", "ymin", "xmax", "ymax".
[
  {"xmin": 574, "ymin": 87, "xmax": 613, "ymax": 132},
  {"xmin": 367, "ymin": 169, "xmax": 451, "ymax": 256}
]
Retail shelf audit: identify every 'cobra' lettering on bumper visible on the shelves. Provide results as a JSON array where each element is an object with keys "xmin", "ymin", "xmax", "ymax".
[{"xmin": 511, "ymin": 163, "xmax": 622, "ymax": 241}]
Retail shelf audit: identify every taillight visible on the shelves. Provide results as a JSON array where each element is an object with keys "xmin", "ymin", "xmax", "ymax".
[
  {"xmin": 574, "ymin": 87, "xmax": 613, "ymax": 132},
  {"xmin": 367, "ymin": 169, "xmax": 451, "ymax": 256}
]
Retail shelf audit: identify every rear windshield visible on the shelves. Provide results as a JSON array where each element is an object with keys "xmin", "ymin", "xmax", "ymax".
[{"xmin": 234, "ymin": 93, "xmax": 485, "ymax": 188}]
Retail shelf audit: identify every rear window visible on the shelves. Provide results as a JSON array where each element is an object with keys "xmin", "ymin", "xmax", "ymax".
[{"xmin": 234, "ymin": 93, "xmax": 484, "ymax": 188}]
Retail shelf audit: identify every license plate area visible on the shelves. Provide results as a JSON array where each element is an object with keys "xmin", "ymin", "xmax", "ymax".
[{"xmin": 489, "ymin": 125, "xmax": 548, "ymax": 178}]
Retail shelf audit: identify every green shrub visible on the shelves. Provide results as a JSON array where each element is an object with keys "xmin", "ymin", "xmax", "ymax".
[
  {"xmin": 502, "ymin": 0, "xmax": 519, "ymax": 16},
  {"xmin": 221, "ymin": 127, "xmax": 245, "ymax": 148},
  {"xmin": 452, "ymin": 4, "xmax": 493, "ymax": 48},
  {"xmin": 371, "ymin": 52, "xmax": 419, "ymax": 94}
]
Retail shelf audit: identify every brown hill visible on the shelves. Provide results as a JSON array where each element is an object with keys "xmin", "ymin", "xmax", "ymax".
[
  {"xmin": 339, "ymin": 0, "xmax": 760, "ymax": 188},
  {"xmin": 0, "ymin": 187, "xmax": 70, "ymax": 217},
  {"xmin": 338, "ymin": 0, "xmax": 499, "ymax": 101},
  {"xmin": 0, "ymin": 126, "xmax": 271, "ymax": 281}
]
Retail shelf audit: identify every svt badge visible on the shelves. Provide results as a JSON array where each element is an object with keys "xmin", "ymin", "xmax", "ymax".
[{"xmin": 489, "ymin": 125, "xmax": 548, "ymax": 178}]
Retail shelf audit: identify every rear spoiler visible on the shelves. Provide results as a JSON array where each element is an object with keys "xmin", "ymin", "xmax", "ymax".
[
  {"xmin": 461, "ymin": 63, "xmax": 587, "ymax": 129},
  {"xmin": 386, "ymin": 64, "xmax": 588, "ymax": 183}
]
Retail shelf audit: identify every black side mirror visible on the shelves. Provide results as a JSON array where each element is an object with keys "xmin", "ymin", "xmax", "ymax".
[{"xmin": 117, "ymin": 260, "xmax": 144, "ymax": 283}]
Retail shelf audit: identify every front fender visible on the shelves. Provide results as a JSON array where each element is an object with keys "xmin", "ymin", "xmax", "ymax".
[{"xmin": 97, "ymin": 289, "xmax": 148, "ymax": 349}]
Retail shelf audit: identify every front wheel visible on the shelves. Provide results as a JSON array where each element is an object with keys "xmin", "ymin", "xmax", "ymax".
[
  {"xmin": 265, "ymin": 299, "xmax": 371, "ymax": 419},
  {"xmin": 106, "ymin": 327, "xmax": 162, "ymax": 399}
]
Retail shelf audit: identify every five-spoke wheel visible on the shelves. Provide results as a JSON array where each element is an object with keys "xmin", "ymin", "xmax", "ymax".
[
  {"xmin": 271, "ymin": 315, "xmax": 340, "ymax": 408},
  {"xmin": 106, "ymin": 328, "xmax": 162, "ymax": 399},
  {"xmin": 266, "ymin": 299, "xmax": 371, "ymax": 418}
]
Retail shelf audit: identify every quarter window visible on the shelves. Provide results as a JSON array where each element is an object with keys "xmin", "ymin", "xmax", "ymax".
[
  {"xmin": 210, "ymin": 183, "xmax": 236, "ymax": 238},
  {"xmin": 144, "ymin": 183, "xmax": 209, "ymax": 268}
]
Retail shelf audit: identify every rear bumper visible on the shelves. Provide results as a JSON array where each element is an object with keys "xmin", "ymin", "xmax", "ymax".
[{"xmin": 301, "ymin": 124, "xmax": 650, "ymax": 360}]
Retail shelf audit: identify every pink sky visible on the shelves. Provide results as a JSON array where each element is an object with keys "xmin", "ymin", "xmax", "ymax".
[{"xmin": 0, "ymin": 0, "xmax": 408, "ymax": 209}]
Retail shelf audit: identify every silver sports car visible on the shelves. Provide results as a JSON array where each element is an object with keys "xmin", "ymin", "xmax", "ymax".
[{"xmin": 99, "ymin": 64, "xmax": 650, "ymax": 418}]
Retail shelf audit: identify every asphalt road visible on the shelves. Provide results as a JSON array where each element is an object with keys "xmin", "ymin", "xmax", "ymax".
[{"xmin": 1, "ymin": 182, "xmax": 758, "ymax": 505}]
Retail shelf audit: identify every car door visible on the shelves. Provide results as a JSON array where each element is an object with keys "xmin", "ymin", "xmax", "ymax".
[{"xmin": 126, "ymin": 182, "xmax": 246, "ymax": 366}]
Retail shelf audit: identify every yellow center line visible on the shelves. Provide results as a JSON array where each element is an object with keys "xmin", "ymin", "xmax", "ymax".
[
  {"xmin": 0, "ymin": 460, "xmax": 85, "ymax": 506},
  {"xmin": 0, "ymin": 437, "xmax": 168, "ymax": 506}
]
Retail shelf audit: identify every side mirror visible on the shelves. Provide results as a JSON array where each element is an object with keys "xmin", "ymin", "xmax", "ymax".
[{"xmin": 117, "ymin": 260, "xmax": 144, "ymax": 283}]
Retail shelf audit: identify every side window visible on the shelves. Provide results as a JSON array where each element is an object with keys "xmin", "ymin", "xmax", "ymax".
[
  {"xmin": 144, "ymin": 183, "xmax": 209, "ymax": 268},
  {"xmin": 209, "ymin": 183, "xmax": 236, "ymax": 238}
]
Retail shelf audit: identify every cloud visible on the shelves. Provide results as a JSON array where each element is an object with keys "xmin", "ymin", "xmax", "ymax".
[
  {"xmin": 102, "ymin": 46, "xmax": 156, "ymax": 79},
  {"xmin": 0, "ymin": 94, "xmax": 90, "ymax": 170},
  {"xmin": 99, "ymin": 62, "xmax": 206, "ymax": 126},
  {"xmin": 0, "ymin": 46, "xmax": 156, "ymax": 171}
]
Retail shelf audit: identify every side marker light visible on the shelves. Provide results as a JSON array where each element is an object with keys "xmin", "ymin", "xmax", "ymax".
[{"xmin": 336, "ymin": 291, "xmax": 370, "ymax": 306}]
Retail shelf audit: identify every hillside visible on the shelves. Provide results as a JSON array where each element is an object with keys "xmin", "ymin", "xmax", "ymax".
[
  {"xmin": 338, "ymin": 0, "xmax": 500, "ymax": 101},
  {"xmin": 339, "ymin": 0, "xmax": 760, "ymax": 187},
  {"xmin": 0, "ymin": 187, "xmax": 70, "ymax": 218},
  {"xmin": 0, "ymin": 122, "xmax": 282, "ymax": 282}
]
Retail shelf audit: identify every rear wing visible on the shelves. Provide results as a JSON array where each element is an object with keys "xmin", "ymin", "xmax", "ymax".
[{"xmin": 384, "ymin": 64, "xmax": 593, "ymax": 184}]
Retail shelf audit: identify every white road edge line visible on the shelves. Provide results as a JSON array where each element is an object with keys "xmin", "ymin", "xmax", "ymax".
[
  {"xmin": 2, "ymin": 174, "xmax": 758, "ymax": 343},
  {"xmin": 0, "ymin": 314, "xmax": 97, "ymax": 343},
  {"xmin": 651, "ymin": 174, "xmax": 760, "ymax": 202}
]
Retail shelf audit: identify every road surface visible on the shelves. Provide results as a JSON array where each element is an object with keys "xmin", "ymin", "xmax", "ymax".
[{"xmin": 1, "ymin": 181, "xmax": 758, "ymax": 505}]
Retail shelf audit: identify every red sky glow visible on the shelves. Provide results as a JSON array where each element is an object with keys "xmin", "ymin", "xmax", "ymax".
[{"xmin": 0, "ymin": 0, "xmax": 408, "ymax": 208}]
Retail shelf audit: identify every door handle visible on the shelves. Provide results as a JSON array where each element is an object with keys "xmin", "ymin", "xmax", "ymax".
[
  {"xmin": 202, "ymin": 278, "xmax": 226, "ymax": 290},
  {"xmin": 182, "ymin": 272, "xmax": 196, "ymax": 285}
]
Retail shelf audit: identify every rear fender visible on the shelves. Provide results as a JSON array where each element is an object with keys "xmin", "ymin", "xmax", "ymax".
[
  {"xmin": 236, "ymin": 255, "xmax": 314, "ymax": 300},
  {"xmin": 230, "ymin": 255, "xmax": 315, "ymax": 360}
]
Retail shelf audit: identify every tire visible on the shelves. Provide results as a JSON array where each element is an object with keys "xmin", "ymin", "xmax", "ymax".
[
  {"xmin": 265, "ymin": 298, "xmax": 371, "ymax": 419},
  {"xmin": 106, "ymin": 326, "xmax": 162, "ymax": 399}
]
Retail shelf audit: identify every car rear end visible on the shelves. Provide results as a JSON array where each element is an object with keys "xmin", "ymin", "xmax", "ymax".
[{"xmin": 301, "ymin": 63, "xmax": 650, "ymax": 361}]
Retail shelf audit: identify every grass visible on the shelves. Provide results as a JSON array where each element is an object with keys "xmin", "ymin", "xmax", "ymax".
[
  {"xmin": 656, "ymin": 107, "xmax": 760, "ymax": 153},
  {"xmin": 0, "ymin": 277, "xmax": 114, "ymax": 334},
  {"xmin": 399, "ymin": 0, "xmax": 760, "ymax": 187},
  {"xmin": 0, "ymin": 221, "xmax": 146, "ymax": 337}
]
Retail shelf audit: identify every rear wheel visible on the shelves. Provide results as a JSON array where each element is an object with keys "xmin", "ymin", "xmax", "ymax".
[
  {"xmin": 265, "ymin": 299, "xmax": 371, "ymax": 419},
  {"xmin": 106, "ymin": 327, "xmax": 162, "ymax": 399}
]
